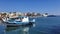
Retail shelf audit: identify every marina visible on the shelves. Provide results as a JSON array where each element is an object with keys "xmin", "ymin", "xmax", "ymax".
[{"xmin": 0, "ymin": 0, "xmax": 60, "ymax": 34}]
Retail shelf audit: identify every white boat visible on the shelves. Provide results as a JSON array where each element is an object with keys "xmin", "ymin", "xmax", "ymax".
[{"xmin": 2, "ymin": 16, "xmax": 35, "ymax": 27}]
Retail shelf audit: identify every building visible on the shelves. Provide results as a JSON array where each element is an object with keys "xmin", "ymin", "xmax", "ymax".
[{"xmin": 43, "ymin": 13, "xmax": 48, "ymax": 17}]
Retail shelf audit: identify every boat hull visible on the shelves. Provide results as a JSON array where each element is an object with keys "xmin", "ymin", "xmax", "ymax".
[{"xmin": 6, "ymin": 22, "xmax": 34, "ymax": 27}]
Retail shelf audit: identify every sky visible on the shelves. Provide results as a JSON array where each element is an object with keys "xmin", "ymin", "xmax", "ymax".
[{"xmin": 0, "ymin": 0, "xmax": 60, "ymax": 15}]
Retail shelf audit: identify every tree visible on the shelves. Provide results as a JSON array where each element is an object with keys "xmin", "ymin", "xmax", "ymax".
[
  {"xmin": 36, "ymin": 13, "xmax": 41, "ymax": 16},
  {"xmin": 31, "ymin": 12, "xmax": 35, "ymax": 17},
  {"xmin": 2, "ymin": 13, "xmax": 7, "ymax": 17},
  {"xmin": 26, "ymin": 12, "xmax": 31, "ymax": 16}
]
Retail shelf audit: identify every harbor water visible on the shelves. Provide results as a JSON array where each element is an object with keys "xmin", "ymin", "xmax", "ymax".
[{"xmin": 0, "ymin": 17, "xmax": 60, "ymax": 34}]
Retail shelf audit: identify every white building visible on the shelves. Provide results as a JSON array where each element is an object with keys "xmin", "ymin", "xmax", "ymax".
[{"xmin": 43, "ymin": 13, "xmax": 48, "ymax": 17}]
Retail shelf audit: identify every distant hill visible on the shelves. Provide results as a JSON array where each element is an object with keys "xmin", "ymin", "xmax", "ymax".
[{"xmin": 47, "ymin": 15, "xmax": 57, "ymax": 17}]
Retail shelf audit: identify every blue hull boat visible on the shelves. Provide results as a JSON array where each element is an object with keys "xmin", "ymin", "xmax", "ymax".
[{"xmin": 3, "ymin": 16, "xmax": 35, "ymax": 27}]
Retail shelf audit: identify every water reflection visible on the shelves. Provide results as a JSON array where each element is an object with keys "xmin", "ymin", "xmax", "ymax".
[
  {"xmin": 0, "ymin": 24, "xmax": 6, "ymax": 34},
  {"xmin": 5, "ymin": 24, "xmax": 35, "ymax": 34}
]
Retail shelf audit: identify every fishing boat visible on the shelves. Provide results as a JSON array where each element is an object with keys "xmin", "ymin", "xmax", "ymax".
[{"xmin": 2, "ymin": 16, "xmax": 35, "ymax": 27}]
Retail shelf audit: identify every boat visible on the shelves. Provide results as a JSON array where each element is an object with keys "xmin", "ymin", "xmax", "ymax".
[{"xmin": 2, "ymin": 16, "xmax": 35, "ymax": 27}]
